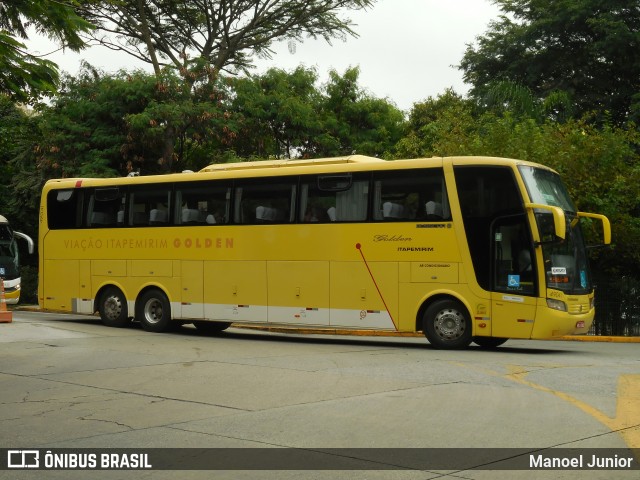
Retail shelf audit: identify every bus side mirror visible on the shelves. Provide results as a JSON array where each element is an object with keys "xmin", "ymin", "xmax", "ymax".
[
  {"xmin": 525, "ymin": 203, "xmax": 566, "ymax": 242},
  {"xmin": 14, "ymin": 231, "xmax": 35, "ymax": 254},
  {"xmin": 578, "ymin": 211, "xmax": 611, "ymax": 246}
]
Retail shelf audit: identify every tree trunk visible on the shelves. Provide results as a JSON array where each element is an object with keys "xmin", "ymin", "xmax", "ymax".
[{"xmin": 161, "ymin": 124, "xmax": 175, "ymax": 172}]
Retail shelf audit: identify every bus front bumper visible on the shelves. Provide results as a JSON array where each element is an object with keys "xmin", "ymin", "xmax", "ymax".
[
  {"xmin": 530, "ymin": 303, "xmax": 594, "ymax": 339},
  {"xmin": 2, "ymin": 278, "xmax": 20, "ymax": 305}
]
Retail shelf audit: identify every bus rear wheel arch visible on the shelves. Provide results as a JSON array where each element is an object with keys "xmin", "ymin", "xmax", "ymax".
[
  {"xmin": 422, "ymin": 298, "xmax": 472, "ymax": 349},
  {"xmin": 136, "ymin": 288, "xmax": 172, "ymax": 333},
  {"xmin": 97, "ymin": 286, "xmax": 130, "ymax": 328}
]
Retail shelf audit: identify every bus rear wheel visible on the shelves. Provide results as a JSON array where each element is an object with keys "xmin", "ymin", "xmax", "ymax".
[
  {"xmin": 423, "ymin": 299, "xmax": 472, "ymax": 349},
  {"xmin": 137, "ymin": 289, "xmax": 172, "ymax": 332},
  {"xmin": 98, "ymin": 287, "xmax": 129, "ymax": 328}
]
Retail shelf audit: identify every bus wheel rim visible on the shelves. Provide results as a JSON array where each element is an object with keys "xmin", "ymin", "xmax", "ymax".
[
  {"xmin": 104, "ymin": 296, "xmax": 122, "ymax": 321},
  {"xmin": 144, "ymin": 298, "xmax": 163, "ymax": 325},
  {"xmin": 434, "ymin": 308, "xmax": 465, "ymax": 340}
]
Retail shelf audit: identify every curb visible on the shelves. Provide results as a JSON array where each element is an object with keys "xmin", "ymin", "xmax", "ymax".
[{"xmin": 553, "ymin": 335, "xmax": 640, "ymax": 343}]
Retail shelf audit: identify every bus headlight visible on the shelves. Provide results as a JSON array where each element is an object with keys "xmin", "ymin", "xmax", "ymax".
[{"xmin": 546, "ymin": 298, "xmax": 567, "ymax": 312}]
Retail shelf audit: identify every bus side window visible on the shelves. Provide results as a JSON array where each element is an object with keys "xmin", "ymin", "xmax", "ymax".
[
  {"xmin": 129, "ymin": 188, "xmax": 171, "ymax": 227},
  {"xmin": 299, "ymin": 181, "xmax": 335, "ymax": 223},
  {"xmin": 47, "ymin": 189, "xmax": 82, "ymax": 229},
  {"xmin": 372, "ymin": 169, "xmax": 450, "ymax": 222},
  {"xmin": 300, "ymin": 174, "xmax": 368, "ymax": 223},
  {"xmin": 234, "ymin": 178, "xmax": 296, "ymax": 224},
  {"xmin": 175, "ymin": 182, "xmax": 230, "ymax": 226},
  {"xmin": 86, "ymin": 188, "xmax": 124, "ymax": 228}
]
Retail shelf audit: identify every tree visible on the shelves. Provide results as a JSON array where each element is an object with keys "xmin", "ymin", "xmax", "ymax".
[
  {"xmin": 0, "ymin": 0, "xmax": 92, "ymax": 103},
  {"xmin": 478, "ymin": 80, "xmax": 574, "ymax": 123},
  {"xmin": 394, "ymin": 89, "xmax": 476, "ymax": 158},
  {"xmin": 320, "ymin": 67, "xmax": 404, "ymax": 157},
  {"xmin": 19, "ymin": 66, "xmax": 234, "ymax": 178},
  {"xmin": 459, "ymin": 0, "xmax": 640, "ymax": 124},
  {"xmin": 125, "ymin": 71, "xmax": 238, "ymax": 172},
  {"xmin": 31, "ymin": 67, "xmax": 156, "ymax": 179},
  {"xmin": 227, "ymin": 66, "xmax": 404, "ymax": 159},
  {"xmin": 82, "ymin": 1, "xmax": 375, "ymax": 83},
  {"xmin": 79, "ymin": 0, "xmax": 375, "ymax": 170},
  {"xmin": 229, "ymin": 66, "xmax": 323, "ymax": 159},
  {"xmin": 0, "ymin": 96, "xmax": 39, "ymax": 227}
]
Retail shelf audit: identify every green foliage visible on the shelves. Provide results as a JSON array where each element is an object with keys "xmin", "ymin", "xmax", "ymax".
[
  {"xmin": 229, "ymin": 66, "xmax": 323, "ymax": 159},
  {"xmin": 0, "ymin": 96, "xmax": 41, "ymax": 234},
  {"xmin": 227, "ymin": 66, "xmax": 403, "ymax": 159},
  {"xmin": 394, "ymin": 89, "xmax": 476, "ymax": 158},
  {"xmin": 17, "ymin": 265, "xmax": 38, "ymax": 304},
  {"xmin": 0, "ymin": 33, "xmax": 58, "ymax": 104},
  {"xmin": 124, "ymin": 72, "xmax": 236, "ymax": 173},
  {"xmin": 33, "ymin": 67, "xmax": 148, "ymax": 179},
  {"xmin": 6, "ymin": 66, "xmax": 253, "ymax": 179},
  {"xmin": 477, "ymin": 80, "xmax": 574, "ymax": 123},
  {"xmin": 321, "ymin": 67, "xmax": 404, "ymax": 157},
  {"xmin": 0, "ymin": 0, "xmax": 93, "ymax": 102},
  {"xmin": 77, "ymin": 1, "xmax": 376, "ymax": 169},
  {"xmin": 460, "ymin": 0, "xmax": 640, "ymax": 124}
]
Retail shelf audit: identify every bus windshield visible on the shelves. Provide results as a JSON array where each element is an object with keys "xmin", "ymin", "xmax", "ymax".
[
  {"xmin": 541, "ymin": 217, "xmax": 592, "ymax": 294},
  {"xmin": 518, "ymin": 166, "xmax": 576, "ymax": 213},
  {"xmin": 0, "ymin": 224, "xmax": 19, "ymax": 278},
  {"xmin": 519, "ymin": 166, "xmax": 591, "ymax": 294}
]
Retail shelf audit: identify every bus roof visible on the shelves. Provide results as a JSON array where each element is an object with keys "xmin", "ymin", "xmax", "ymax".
[
  {"xmin": 42, "ymin": 156, "xmax": 555, "ymax": 190},
  {"xmin": 199, "ymin": 154, "xmax": 384, "ymax": 172}
]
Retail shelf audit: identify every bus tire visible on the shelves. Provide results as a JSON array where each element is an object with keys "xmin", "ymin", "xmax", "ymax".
[
  {"xmin": 193, "ymin": 321, "xmax": 231, "ymax": 334},
  {"xmin": 137, "ymin": 289, "xmax": 172, "ymax": 333},
  {"xmin": 98, "ymin": 287, "xmax": 130, "ymax": 328},
  {"xmin": 423, "ymin": 299, "xmax": 472, "ymax": 349},
  {"xmin": 473, "ymin": 337, "xmax": 508, "ymax": 349}
]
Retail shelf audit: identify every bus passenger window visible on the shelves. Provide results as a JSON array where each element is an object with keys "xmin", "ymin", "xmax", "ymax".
[
  {"xmin": 86, "ymin": 188, "xmax": 125, "ymax": 228},
  {"xmin": 372, "ymin": 169, "xmax": 450, "ymax": 222},
  {"xmin": 234, "ymin": 179, "xmax": 296, "ymax": 224},
  {"xmin": 300, "ymin": 174, "xmax": 369, "ymax": 223},
  {"xmin": 175, "ymin": 182, "xmax": 230, "ymax": 226},
  {"xmin": 129, "ymin": 188, "xmax": 171, "ymax": 227},
  {"xmin": 47, "ymin": 189, "xmax": 81, "ymax": 229}
]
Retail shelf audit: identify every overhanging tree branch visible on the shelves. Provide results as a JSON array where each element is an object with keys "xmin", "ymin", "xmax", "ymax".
[{"xmin": 80, "ymin": 0, "xmax": 375, "ymax": 84}]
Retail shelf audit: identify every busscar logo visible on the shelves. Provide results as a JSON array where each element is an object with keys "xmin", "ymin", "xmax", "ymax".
[{"xmin": 8, "ymin": 450, "xmax": 39, "ymax": 468}]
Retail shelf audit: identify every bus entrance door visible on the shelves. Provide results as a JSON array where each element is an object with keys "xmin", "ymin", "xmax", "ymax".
[{"xmin": 490, "ymin": 216, "xmax": 537, "ymax": 339}]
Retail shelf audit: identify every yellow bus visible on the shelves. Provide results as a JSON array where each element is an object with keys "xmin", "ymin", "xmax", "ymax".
[{"xmin": 38, "ymin": 155, "xmax": 610, "ymax": 349}]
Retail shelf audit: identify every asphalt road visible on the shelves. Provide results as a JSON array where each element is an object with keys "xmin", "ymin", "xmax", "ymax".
[{"xmin": 1, "ymin": 310, "xmax": 638, "ymax": 480}]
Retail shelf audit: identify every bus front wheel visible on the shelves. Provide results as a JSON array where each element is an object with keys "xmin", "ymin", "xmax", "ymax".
[
  {"xmin": 423, "ymin": 299, "xmax": 472, "ymax": 349},
  {"xmin": 98, "ymin": 287, "xmax": 129, "ymax": 328},
  {"xmin": 137, "ymin": 289, "xmax": 172, "ymax": 333}
]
